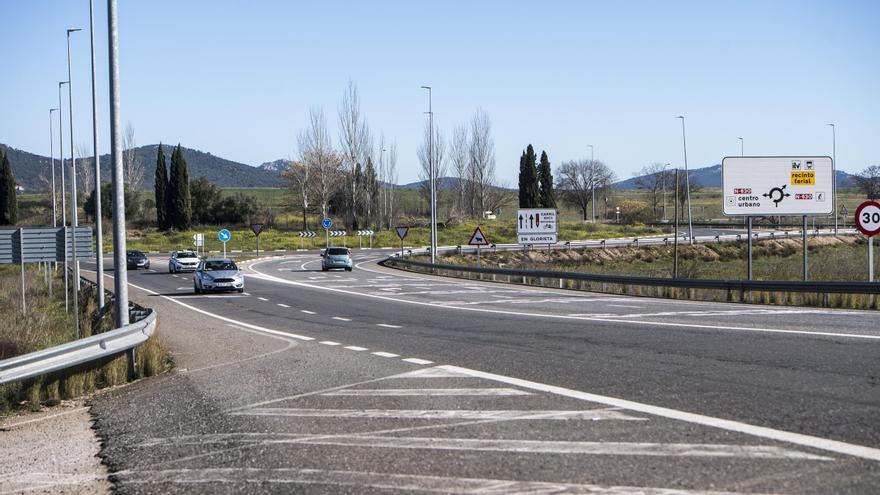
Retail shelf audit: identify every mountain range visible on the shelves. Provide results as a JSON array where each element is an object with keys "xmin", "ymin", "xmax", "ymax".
[{"xmin": 614, "ymin": 164, "xmax": 857, "ymax": 189}]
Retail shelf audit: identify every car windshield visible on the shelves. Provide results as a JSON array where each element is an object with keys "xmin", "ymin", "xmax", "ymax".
[
  {"xmin": 178, "ymin": 251, "xmax": 197, "ymax": 258},
  {"xmin": 127, "ymin": 251, "xmax": 143, "ymax": 256},
  {"xmin": 203, "ymin": 261, "xmax": 237, "ymax": 271},
  {"xmin": 327, "ymin": 248, "xmax": 349, "ymax": 256}
]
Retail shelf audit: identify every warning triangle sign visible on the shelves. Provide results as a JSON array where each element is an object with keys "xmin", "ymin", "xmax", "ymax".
[
  {"xmin": 395, "ymin": 226, "xmax": 409, "ymax": 240},
  {"xmin": 468, "ymin": 227, "xmax": 489, "ymax": 246}
]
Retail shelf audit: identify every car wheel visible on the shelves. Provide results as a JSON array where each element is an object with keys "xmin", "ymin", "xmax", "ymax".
[
  {"xmin": 346, "ymin": 267, "xmax": 352, "ymax": 272},
  {"xmin": 237, "ymin": 288, "xmax": 244, "ymax": 293},
  {"xmin": 322, "ymin": 266, "xmax": 328, "ymax": 272},
  {"xmin": 194, "ymin": 283, "xmax": 201, "ymax": 294}
]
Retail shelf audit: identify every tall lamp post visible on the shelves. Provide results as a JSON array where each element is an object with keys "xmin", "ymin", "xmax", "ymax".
[
  {"xmin": 88, "ymin": 0, "xmax": 105, "ymax": 308},
  {"xmin": 58, "ymin": 80, "xmax": 69, "ymax": 311},
  {"xmin": 738, "ymin": 137, "xmax": 744, "ymax": 157},
  {"xmin": 49, "ymin": 108, "xmax": 59, "ymax": 227},
  {"xmin": 67, "ymin": 27, "xmax": 82, "ymax": 338},
  {"xmin": 587, "ymin": 144, "xmax": 595, "ymax": 222},
  {"xmin": 676, "ymin": 116, "xmax": 694, "ymax": 244},
  {"xmin": 828, "ymin": 123, "xmax": 837, "ymax": 234},
  {"xmin": 421, "ymin": 85, "xmax": 436, "ymax": 264}
]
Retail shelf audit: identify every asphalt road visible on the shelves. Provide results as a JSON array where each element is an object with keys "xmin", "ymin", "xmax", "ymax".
[{"xmin": 86, "ymin": 251, "xmax": 880, "ymax": 494}]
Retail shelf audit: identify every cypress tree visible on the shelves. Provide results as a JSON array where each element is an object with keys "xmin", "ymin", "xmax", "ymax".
[
  {"xmin": 518, "ymin": 150, "xmax": 527, "ymax": 207},
  {"xmin": 154, "ymin": 143, "xmax": 168, "ymax": 230},
  {"xmin": 538, "ymin": 150, "xmax": 556, "ymax": 208},
  {"xmin": 0, "ymin": 150, "xmax": 18, "ymax": 225},
  {"xmin": 168, "ymin": 144, "xmax": 192, "ymax": 230},
  {"xmin": 520, "ymin": 144, "xmax": 540, "ymax": 208}
]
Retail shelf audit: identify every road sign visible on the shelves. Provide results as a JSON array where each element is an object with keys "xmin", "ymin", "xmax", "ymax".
[
  {"xmin": 395, "ymin": 227, "xmax": 409, "ymax": 240},
  {"xmin": 251, "ymin": 224, "xmax": 264, "ymax": 236},
  {"xmin": 329, "ymin": 230, "xmax": 347, "ymax": 237},
  {"xmin": 218, "ymin": 229, "xmax": 231, "ymax": 242},
  {"xmin": 722, "ymin": 156, "xmax": 834, "ymax": 216},
  {"xmin": 193, "ymin": 233, "xmax": 204, "ymax": 247},
  {"xmin": 855, "ymin": 201, "xmax": 880, "ymax": 237},
  {"xmin": 517, "ymin": 208, "xmax": 557, "ymax": 244},
  {"xmin": 298, "ymin": 231, "xmax": 317, "ymax": 238},
  {"xmin": 468, "ymin": 227, "xmax": 489, "ymax": 246},
  {"xmin": 356, "ymin": 230, "xmax": 374, "ymax": 236},
  {"xmin": 322, "ymin": 218, "xmax": 333, "ymax": 229}
]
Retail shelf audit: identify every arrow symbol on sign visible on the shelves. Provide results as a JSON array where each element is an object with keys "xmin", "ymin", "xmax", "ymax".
[
  {"xmin": 529, "ymin": 214, "xmax": 534, "ymax": 228},
  {"xmin": 535, "ymin": 214, "xmax": 540, "ymax": 227},
  {"xmin": 519, "ymin": 214, "xmax": 523, "ymax": 228}
]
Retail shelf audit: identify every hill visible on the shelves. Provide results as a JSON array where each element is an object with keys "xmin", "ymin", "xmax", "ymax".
[
  {"xmin": 1, "ymin": 143, "xmax": 283, "ymax": 192},
  {"xmin": 615, "ymin": 164, "xmax": 857, "ymax": 190}
]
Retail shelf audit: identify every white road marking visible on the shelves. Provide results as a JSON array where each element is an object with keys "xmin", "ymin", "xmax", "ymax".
[
  {"xmin": 115, "ymin": 467, "xmax": 774, "ymax": 494},
  {"xmin": 402, "ymin": 358, "xmax": 434, "ymax": 365},
  {"xmin": 343, "ymin": 346, "xmax": 367, "ymax": 351},
  {"xmin": 230, "ymin": 408, "xmax": 646, "ymax": 421},
  {"xmin": 441, "ymin": 365, "xmax": 880, "ymax": 462},
  {"xmin": 246, "ymin": 266, "xmax": 880, "ymax": 341},
  {"xmin": 176, "ymin": 287, "xmax": 189, "ymax": 291},
  {"xmin": 332, "ymin": 316, "xmax": 352, "ymax": 321},
  {"xmin": 319, "ymin": 341, "xmax": 341, "ymax": 346},
  {"xmin": 321, "ymin": 388, "xmax": 530, "ymax": 397},
  {"xmin": 258, "ymin": 297, "xmax": 268, "ymax": 301},
  {"xmin": 607, "ymin": 304, "xmax": 643, "ymax": 308},
  {"xmin": 376, "ymin": 323, "xmax": 401, "ymax": 328},
  {"xmin": 369, "ymin": 351, "xmax": 400, "ymax": 358},
  {"xmin": 397, "ymin": 368, "xmax": 475, "ymax": 378},
  {"xmin": 301, "ymin": 310, "xmax": 316, "ymax": 314},
  {"xmin": 276, "ymin": 303, "xmax": 290, "ymax": 308}
]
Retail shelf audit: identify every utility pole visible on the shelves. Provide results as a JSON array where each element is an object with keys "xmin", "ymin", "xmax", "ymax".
[
  {"xmin": 67, "ymin": 27, "xmax": 82, "ymax": 338},
  {"xmin": 676, "ymin": 116, "xmax": 694, "ymax": 244},
  {"xmin": 108, "ymin": 0, "xmax": 130, "ymax": 332},
  {"xmin": 88, "ymin": 0, "xmax": 105, "ymax": 309},
  {"xmin": 421, "ymin": 86, "xmax": 436, "ymax": 264}
]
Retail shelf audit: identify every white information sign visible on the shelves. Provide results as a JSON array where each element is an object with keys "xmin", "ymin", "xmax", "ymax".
[
  {"xmin": 722, "ymin": 156, "xmax": 834, "ymax": 216},
  {"xmin": 517, "ymin": 208, "xmax": 558, "ymax": 244}
]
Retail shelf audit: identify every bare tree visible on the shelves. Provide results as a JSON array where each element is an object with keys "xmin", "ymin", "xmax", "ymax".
[
  {"xmin": 673, "ymin": 170, "xmax": 701, "ymax": 221},
  {"xmin": 854, "ymin": 165, "xmax": 880, "ymax": 199},
  {"xmin": 300, "ymin": 108, "xmax": 343, "ymax": 219},
  {"xmin": 123, "ymin": 123, "xmax": 145, "ymax": 190},
  {"xmin": 338, "ymin": 81, "xmax": 372, "ymax": 228},
  {"xmin": 386, "ymin": 143, "xmax": 398, "ymax": 229},
  {"xmin": 468, "ymin": 108, "xmax": 496, "ymax": 217},
  {"xmin": 75, "ymin": 142, "xmax": 94, "ymax": 197},
  {"xmin": 417, "ymin": 121, "xmax": 447, "ymax": 215},
  {"xmin": 558, "ymin": 159, "xmax": 616, "ymax": 221},
  {"xmin": 634, "ymin": 162, "xmax": 674, "ymax": 220},
  {"xmin": 449, "ymin": 123, "xmax": 469, "ymax": 216}
]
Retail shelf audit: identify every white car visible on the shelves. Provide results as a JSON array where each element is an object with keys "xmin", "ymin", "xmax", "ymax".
[{"xmin": 168, "ymin": 250, "xmax": 200, "ymax": 273}]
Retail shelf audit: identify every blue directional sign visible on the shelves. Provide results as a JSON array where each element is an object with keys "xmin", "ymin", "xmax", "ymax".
[
  {"xmin": 218, "ymin": 229, "xmax": 231, "ymax": 242},
  {"xmin": 322, "ymin": 218, "xmax": 333, "ymax": 229}
]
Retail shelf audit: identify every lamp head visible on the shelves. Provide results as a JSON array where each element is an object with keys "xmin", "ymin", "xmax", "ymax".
[
  {"xmin": 420, "ymin": 85, "xmax": 431, "ymax": 90},
  {"xmin": 67, "ymin": 28, "xmax": 82, "ymax": 34},
  {"xmin": 676, "ymin": 115, "xmax": 684, "ymax": 119},
  {"xmin": 59, "ymin": 81, "xmax": 69, "ymax": 87},
  {"xmin": 50, "ymin": 108, "xmax": 58, "ymax": 113}
]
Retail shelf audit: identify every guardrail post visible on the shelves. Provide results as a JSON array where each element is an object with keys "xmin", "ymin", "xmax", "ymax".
[
  {"xmin": 601, "ymin": 240, "xmax": 606, "ymax": 250},
  {"xmin": 664, "ymin": 237, "xmax": 669, "ymax": 246}
]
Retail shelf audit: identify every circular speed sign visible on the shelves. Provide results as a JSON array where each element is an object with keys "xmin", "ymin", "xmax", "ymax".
[{"xmin": 855, "ymin": 200, "xmax": 880, "ymax": 237}]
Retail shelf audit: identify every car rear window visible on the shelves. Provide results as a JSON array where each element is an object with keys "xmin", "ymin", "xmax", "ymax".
[
  {"xmin": 203, "ymin": 261, "xmax": 238, "ymax": 271},
  {"xmin": 178, "ymin": 251, "xmax": 197, "ymax": 258},
  {"xmin": 327, "ymin": 248, "xmax": 349, "ymax": 256}
]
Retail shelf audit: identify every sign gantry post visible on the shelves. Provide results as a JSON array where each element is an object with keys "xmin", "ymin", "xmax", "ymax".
[{"xmin": 722, "ymin": 156, "xmax": 834, "ymax": 282}]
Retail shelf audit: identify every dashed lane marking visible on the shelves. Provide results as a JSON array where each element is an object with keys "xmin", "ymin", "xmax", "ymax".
[
  {"xmin": 277, "ymin": 303, "xmax": 290, "ymax": 308},
  {"xmin": 332, "ymin": 317, "xmax": 352, "ymax": 321},
  {"xmin": 301, "ymin": 310, "xmax": 316, "ymax": 314},
  {"xmin": 402, "ymin": 358, "xmax": 434, "ymax": 365},
  {"xmin": 258, "ymin": 297, "xmax": 268, "ymax": 301},
  {"xmin": 344, "ymin": 346, "xmax": 368, "ymax": 351},
  {"xmin": 319, "ymin": 341, "xmax": 341, "ymax": 346},
  {"xmin": 376, "ymin": 323, "xmax": 401, "ymax": 328},
  {"xmin": 369, "ymin": 352, "xmax": 400, "ymax": 358}
]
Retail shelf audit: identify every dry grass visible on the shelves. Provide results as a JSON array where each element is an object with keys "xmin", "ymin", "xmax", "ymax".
[{"xmin": 0, "ymin": 265, "xmax": 172, "ymax": 413}]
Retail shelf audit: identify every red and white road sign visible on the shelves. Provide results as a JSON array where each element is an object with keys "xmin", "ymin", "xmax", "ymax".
[
  {"xmin": 468, "ymin": 227, "xmax": 489, "ymax": 246},
  {"xmin": 855, "ymin": 201, "xmax": 880, "ymax": 237}
]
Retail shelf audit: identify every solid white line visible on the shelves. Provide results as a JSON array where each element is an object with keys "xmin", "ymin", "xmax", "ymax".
[
  {"xmin": 258, "ymin": 297, "xmax": 268, "ymax": 301},
  {"xmin": 319, "ymin": 341, "xmax": 341, "ymax": 346},
  {"xmin": 440, "ymin": 365, "xmax": 880, "ymax": 462},
  {"xmin": 332, "ymin": 317, "xmax": 352, "ymax": 321},
  {"xmin": 246, "ymin": 265, "xmax": 880, "ymax": 341},
  {"xmin": 344, "ymin": 346, "xmax": 368, "ymax": 351},
  {"xmin": 230, "ymin": 408, "xmax": 647, "ymax": 421},
  {"xmin": 301, "ymin": 310, "xmax": 315, "ymax": 314},
  {"xmin": 370, "ymin": 351, "xmax": 400, "ymax": 358},
  {"xmin": 321, "ymin": 388, "xmax": 530, "ymax": 397},
  {"xmin": 114, "ymin": 467, "xmax": 772, "ymax": 494},
  {"xmin": 277, "ymin": 303, "xmax": 290, "ymax": 308},
  {"xmin": 376, "ymin": 323, "xmax": 401, "ymax": 329},
  {"xmin": 402, "ymin": 358, "xmax": 434, "ymax": 365}
]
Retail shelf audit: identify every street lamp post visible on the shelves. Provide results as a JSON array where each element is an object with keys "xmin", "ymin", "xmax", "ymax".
[
  {"xmin": 676, "ymin": 116, "xmax": 694, "ymax": 244},
  {"xmin": 828, "ymin": 123, "xmax": 837, "ymax": 234},
  {"xmin": 67, "ymin": 27, "xmax": 82, "ymax": 338},
  {"xmin": 738, "ymin": 137, "xmax": 744, "ymax": 157},
  {"xmin": 421, "ymin": 86, "xmax": 436, "ymax": 264},
  {"xmin": 49, "ymin": 108, "xmax": 58, "ymax": 227},
  {"xmin": 587, "ymin": 144, "xmax": 595, "ymax": 222},
  {"xmin": 88, "ymin": 0, "xmax": 105, "ymax": 309},
  {"xmin": 58, "ymin": 80, "xmax": 69, "ymax": 312}
]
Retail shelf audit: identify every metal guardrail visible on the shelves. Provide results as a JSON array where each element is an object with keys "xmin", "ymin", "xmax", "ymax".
[
  {"xmin": 0, "ymin": 310, "xmax": 155, "ymax": 385},
  {"xmin": 383, "ymin": 258, "xmax": 880, "ymax": 295}
]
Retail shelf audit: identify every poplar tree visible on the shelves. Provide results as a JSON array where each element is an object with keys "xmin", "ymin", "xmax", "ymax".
[
  {"xmin": 168, "ymin": 144, "xmax": 192, "ymax": 230},
  {"xmin": 154, "ymin": 143, "xmax": 168, "ymax": 230},
  {"xmin": 538, "ymin": 150, "xmax": 556, "ymax": 208},
  {"xmin": 0, "ymin": 150, "xmax": 18, "ymax": 225}
]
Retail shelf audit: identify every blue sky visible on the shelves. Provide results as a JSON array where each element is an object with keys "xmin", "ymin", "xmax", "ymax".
[{"xmin": 2, "ymin": 1, "xmax": 878, "ymax": 183}]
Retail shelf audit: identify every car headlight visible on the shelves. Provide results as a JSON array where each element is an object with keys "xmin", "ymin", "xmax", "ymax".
[{"xmin": 201, "ymin": 273, "xmax": 214, "ymax": 280}]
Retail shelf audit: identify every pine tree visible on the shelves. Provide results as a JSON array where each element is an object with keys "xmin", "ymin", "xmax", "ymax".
[
  {"xmin": 538, "ymin": 150, "xmax": 556, "ymax": 208},
  {"xmin": 0, "ymin": 150, "xmax": 18, "ymax": 225},
  {"xmin": 154, "ymin": 143, "xmax": 168, "ymax": 230},
  {"xmin": 168, "ymin": 144, "xmax": 192, "ymax": 230},
  {"xmin": 518, "ymin": 144, "xmax": 539, "ymax": 208}
]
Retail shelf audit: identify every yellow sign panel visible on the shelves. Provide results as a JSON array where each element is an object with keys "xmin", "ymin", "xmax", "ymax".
[{"xmin": 790, "ymin": 171, "xmax": 815, "ymax": 186}]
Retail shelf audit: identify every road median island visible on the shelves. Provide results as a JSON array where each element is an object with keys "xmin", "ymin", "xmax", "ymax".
[{"xmin": 384, "ymin": 235, "xmax": 880, "ymax": 310}]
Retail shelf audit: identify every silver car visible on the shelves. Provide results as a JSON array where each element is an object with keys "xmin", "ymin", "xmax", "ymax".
[
  {"xmin": 194, "ymin": 258, "xmax": 245, "ymax": 293},
  {"xmin": 169, "ymin": 250, "xmax": 200, "ymax": 273},
  {"xmin": 321, "ymin": 247, "xmax": 353, "ymax": 271}
]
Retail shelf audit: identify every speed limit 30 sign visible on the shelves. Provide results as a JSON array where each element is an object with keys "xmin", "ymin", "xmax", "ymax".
[{"xmin": 855, "ymin": 201, "xmax": 880, "ymax": 237}]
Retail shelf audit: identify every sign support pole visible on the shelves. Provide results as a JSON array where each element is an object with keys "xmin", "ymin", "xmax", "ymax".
[
  {"xmin": 870, "ymin": 237, "xmax": 874, "ymax": 283},
  {"xmin": 223, "ymin": 241, "xmax": 227, "ymax": 259},
  {"xmin": 20, "ymin": 231, "xmax": 26, "ymax": 316},
  {"xmin": 477, "ymin": 244, "xmax": 481, "ymax": 267},
  {"xmin": 747, "ymin": 216, "xmax": 753, "ymax": 280},
  {"xmin": 401, "ymin": 238, "xmax": 404, "ymax": 258},
  {"xmin": 673, "ymin": 169, "xmax": 679, "ymax": 279},
  {"xmin": 802, "ymin": 215, "xmax": 808, "ymax": 281}
]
